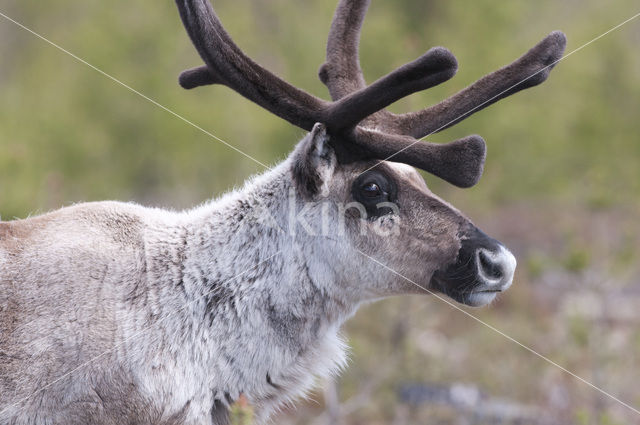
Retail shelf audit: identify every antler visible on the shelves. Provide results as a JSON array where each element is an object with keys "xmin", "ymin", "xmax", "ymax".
[{"xmin": 176, "ymin": 0, "xmax": 566, "ymax": 188}]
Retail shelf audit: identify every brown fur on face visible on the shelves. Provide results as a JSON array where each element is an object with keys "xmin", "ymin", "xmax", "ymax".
[{"xmin": 308, "ymin": 156, "xmax": 473, "ymax": 298}]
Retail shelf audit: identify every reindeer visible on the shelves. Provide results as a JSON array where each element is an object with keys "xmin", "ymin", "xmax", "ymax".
[{"xmin": 0, "ymin": 0, "xmax": 566, "ymax": 423}]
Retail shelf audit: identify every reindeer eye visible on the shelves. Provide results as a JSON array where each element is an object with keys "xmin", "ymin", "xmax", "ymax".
[
  {"xmin": 352, "ymin": 169, "xmax": 398, "ymax": 218},
  {"xmin": 361, "ymin": 182, "xmax": 381, "ymax": 197}
]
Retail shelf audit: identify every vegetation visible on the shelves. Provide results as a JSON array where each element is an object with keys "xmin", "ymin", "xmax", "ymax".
[{"xmin": 1, "ymin": 0, "xmax": 639, "ymax": 424}]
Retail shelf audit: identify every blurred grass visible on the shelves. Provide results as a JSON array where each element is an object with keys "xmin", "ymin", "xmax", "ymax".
[{"xmin": 1, "ymin": 0, "xmax": 639, "ymax": 424}]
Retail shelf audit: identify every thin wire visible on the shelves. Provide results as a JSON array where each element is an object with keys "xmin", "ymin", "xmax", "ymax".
[
  {"xmin": 359, "ymin": 10, "xmax": 640, "ymax": 175},
  {"xmin": 0, "ymin": 11, "xmax": 272, "ymax": 171},
  {"xmin": 356, "ymin": 249, "xmax": 640, "ymax": 416},
  {"xmin": 0, "ymin": 250, "xmax": 282, "ymax": 417}
]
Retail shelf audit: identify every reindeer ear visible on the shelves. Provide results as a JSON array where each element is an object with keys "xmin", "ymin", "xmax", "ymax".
[{"xmin": 292, "ymin": 123, "xmax": 337, "ymax": 198}]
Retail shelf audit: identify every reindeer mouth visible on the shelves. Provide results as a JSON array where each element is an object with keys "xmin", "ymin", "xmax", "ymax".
[{"xmin": 429, "ymin": 276, "xmax": 504, "ymax": 307}]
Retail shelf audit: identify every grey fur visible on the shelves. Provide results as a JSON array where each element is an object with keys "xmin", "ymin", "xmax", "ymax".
[{"xmin": 0, "ymin": 127, "xmax": 491, "ymax": 424}]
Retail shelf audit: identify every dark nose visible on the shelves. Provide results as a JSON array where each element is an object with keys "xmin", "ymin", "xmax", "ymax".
[
  {"xmin": 457, "ymin": 227, "xmax": 515, "ymax": 290},
  {"xmin": 430, "ymin": 226, "xmax": 516, "ymax": 307}
]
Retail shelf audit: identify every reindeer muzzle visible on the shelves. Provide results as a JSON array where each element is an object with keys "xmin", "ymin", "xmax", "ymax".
[{"xmin": 430, "ymin": 227, "xmax": 516, "ymax": 307}]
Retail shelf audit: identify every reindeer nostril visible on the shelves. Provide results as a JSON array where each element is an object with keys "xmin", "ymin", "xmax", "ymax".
[{"xmin": 478, "ymin": 249, "xmax": 504, "ymax": 281}]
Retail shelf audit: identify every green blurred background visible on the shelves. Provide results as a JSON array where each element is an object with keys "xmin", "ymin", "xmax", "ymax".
[{"xmin": 1, "ymin": 0, "xmax": 639, "ymax": 424}]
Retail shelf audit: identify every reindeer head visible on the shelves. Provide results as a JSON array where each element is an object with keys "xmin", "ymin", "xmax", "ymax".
[{"xmin": 175, "ymin": 0, "xmax": 566, "ymax": 306}]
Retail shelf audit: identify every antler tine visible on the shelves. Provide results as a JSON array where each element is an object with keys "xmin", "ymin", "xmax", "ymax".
[
  {"xmin": 389, "ymin": 31, "xmax": 567, "ymax": 138},
  {"xmin": 348, "ymin": 130, "xmax": 486, "ymax": 188},
  {"xmin": 318, "ymin": 0, "xmax": 370, "ymax": 101},
  {"xmin": 178, "ymin": 65, "xmax": 221, "ymax": 89}
]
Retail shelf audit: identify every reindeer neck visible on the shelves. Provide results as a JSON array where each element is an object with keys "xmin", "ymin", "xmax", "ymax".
[{"xmin": 142, "ymin": 161, "xmax": 357, "ymax": 417}]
